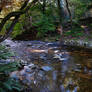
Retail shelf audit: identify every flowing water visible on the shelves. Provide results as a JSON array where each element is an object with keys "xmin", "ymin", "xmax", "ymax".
[{"xmin": 6, "ymin": 40, "xmax": 92, "ymax": 92}]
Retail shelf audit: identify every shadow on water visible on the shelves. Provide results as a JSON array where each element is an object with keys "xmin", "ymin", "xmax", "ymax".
[{"xmin": 31, "ymin": 47, "xmax": 92, "ymax": 92}]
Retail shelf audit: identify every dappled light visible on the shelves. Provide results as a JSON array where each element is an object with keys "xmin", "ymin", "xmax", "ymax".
[{"xmin": 27, "ymin": 49, "xmax": 48, "ymax": 53}]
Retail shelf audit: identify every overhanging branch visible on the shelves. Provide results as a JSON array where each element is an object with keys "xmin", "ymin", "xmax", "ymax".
[
  {"xmin": 0, "ymin": 0, "xmax": 38, "ymax": 42},
  {"xmin": 0, "ymin": 0, "xmax": 38, "ymax": 33}
]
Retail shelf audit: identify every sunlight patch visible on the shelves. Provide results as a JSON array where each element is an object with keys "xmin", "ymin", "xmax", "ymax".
[{"xmin": 28, "ymin": 49, "xmax": 48, "ymax": 53}]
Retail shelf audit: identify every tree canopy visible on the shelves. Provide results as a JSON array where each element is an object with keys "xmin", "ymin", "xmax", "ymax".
[{"xmin": 0, "ymin": 0, "xmax": 92, "ymax": 41}]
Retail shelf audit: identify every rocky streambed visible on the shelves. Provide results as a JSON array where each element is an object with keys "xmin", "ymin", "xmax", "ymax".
[{"xmin": 1, "ymin": 39, "xmax": 92, "ymax": 92}]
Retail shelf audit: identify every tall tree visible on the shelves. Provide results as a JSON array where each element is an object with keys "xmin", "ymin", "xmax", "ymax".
[
  {"xmin": 57, "ymin": 0, "xmax": 65, "ymax": 45},
  {"xmin": 57, "ymin": 0, "xmax": 64, "ymax": 23},
  {"xmin": 65, "ymin": 0, "xmax": 72, "ymax": 25}
]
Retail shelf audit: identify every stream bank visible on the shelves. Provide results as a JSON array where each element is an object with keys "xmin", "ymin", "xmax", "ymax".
[{"xmin": 61, "ymin": 38, "xmax": 92, "ymax": 51}]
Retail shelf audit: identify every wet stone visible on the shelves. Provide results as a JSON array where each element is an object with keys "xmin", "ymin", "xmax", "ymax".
[
  {"xmin": 75, "ymin": 64, "xmax": 83, "ymax": 69},
  {"xmin": 20, "ymin": 60, "xmax": 28, "ymax": 66},
  {"xmin": 10, "ymin": 64, "xmax": 46, "ymax": 86},
  {"xmin": 38, "ymin": 70, "xmax": 45, "ymax": 77},
  {"xmin": 27, "ymin": 43, "xmax": 32, "ymax": 47},
  {"xmin": 25, "ymin": 68, "xmax": 32, "ymax": 73},
  {"xmin": 28, "ymin": 63, "xmax": 35, "ymax": 68},
  {"xmin": 41, "ymin": 66, "xmax": 53, "ymax": 71},
  {"xmin": 40, "ymin": 54, "xmax": 47, "ymax": 60},
  {"xmin": 74, "ymin": 68, "xmax": 82, "ymax": 72},
  {"xmin": 53, "ymin": 53, "xmax": 68, "ymax": 61}
]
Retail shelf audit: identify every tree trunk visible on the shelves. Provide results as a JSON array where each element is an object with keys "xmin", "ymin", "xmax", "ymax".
[
  {"xmin": 65, "ymin": 0, "xmax": 72, "ymax": 26},
  {"xmin": 42, "ymin": 0, "xmax": 46, "ymax": 14},
  {"xmin": 57, "ymin": 0, "xmax": 65, "ymax": 45},
  {"xmin": 57, "ymin": 0, "xmax": 63, "ymax": 23}
]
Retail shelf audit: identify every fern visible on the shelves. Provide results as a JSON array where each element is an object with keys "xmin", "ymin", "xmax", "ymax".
[{"xmin": 0, "ymin": 45, "xmax": 22, "ymax": 92}]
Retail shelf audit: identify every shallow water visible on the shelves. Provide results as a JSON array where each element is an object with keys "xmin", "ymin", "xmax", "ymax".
[
  {"xmin": 7, "ymin": 40, "xmax": 92, "ymax": 92},
  {"xmin": 31, "ymin": 48, "xmax": 92, "ymax": 92}
]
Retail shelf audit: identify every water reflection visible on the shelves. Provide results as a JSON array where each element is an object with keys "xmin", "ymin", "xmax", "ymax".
[{"xmin": 31, "ymin": 48, "xmax": 92, "ymax": 92}]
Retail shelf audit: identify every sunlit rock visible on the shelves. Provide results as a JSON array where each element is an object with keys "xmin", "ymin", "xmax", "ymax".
[
  {"xmin": 53, "ymin": 53, "xmax": 67, "ymax": 61},
  {"xmin": 28, "ymin": 63, "xmax": 34, "ymax": 68},
  {"xmin": 54, "ymin": 50, "xmax": 59, "ymax": 53}
]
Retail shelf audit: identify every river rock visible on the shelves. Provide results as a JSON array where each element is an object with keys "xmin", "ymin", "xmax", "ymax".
[{"xmin": 41, "ymin": 66, "xmax": 53, "ymax": 71}]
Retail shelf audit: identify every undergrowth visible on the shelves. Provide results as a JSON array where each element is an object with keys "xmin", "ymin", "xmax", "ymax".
[{"xmin": 0, "ymin": 45, "xmax": 22, "ymax": 92}]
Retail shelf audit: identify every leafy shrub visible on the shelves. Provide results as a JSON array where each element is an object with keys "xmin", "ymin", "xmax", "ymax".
[
  {"xmin": 0, "ymin": 62, "xmax": 22, "ymax": 92},
  {"xmin": 0, "ymin": 45, "xmax": 15, "ymax": 59},
  {"xmin": 69, "ymin": 0, "xmax": 88, "ymax": 20},
  {"xmin": 64, "ymin": 26, "xmax": 84, "ymax": 37},
  {"xmin": 0, "ymin": 45, "xmax": 22, "ymax": 92},
  {"xmin": 11, "ymin": 22, "xmax": 24, "ymax": 38},
  {"xmin": 0, "ymin": 20, "xmax": 24, "ymax": 39},
  {"xmin": 32, "ymin": 15, "xmax": 55, "ymax": 38}
]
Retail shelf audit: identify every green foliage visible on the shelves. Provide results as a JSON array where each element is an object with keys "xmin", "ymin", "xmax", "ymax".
[
  {"xmin": 12, "ymin": 22, "xmax": 24, "ymax": 38},
  {"xmin": 69, "ymin": 0, "xmax": 91, "ymax": 20},
  {"xmin": 0, "ymin": 63, "xmax": 22, "ymax": 92},
  {"xmin": 0, "ymin": 21, "xmax": 12, "ymax": 35},
  {"xmin": 64, "ymin": 26, "xmax": 84, "ymax": 37},
  {"xmin": 0, "ymin": 45, "xmax": 15, "ymax": 59},
  {"xmin": 0, "ymin": 0, "xmax": 91, "ymax": 40},
  {"xmin": 20, "ymin": 2, "xmax": 58, "ymax": 39},
  {"xmin": 0, "ymin": 0, "xmax": 90, "ymax": 40},
  {"xmin": 32, "ymin": 15, "xmax": 55, "ymax": 38},
  {"xmin": 0, "ymin": 20, "xmax": 24, "ymax": 38},
  {"xmin": 0, "ymin": 45, "xmax": 22, "ymax": 92}
]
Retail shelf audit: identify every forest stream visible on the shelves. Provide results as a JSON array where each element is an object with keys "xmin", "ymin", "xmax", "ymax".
[{"xmin": 3, "ymin": 39, "xmax": 92, "ymax": 92}]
